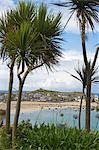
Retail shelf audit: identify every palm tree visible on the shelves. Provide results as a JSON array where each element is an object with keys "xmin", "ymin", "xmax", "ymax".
[
  {"xmin": 5, "ymin": 2, "xmax": 62, "ymax": 147},
  {"xmin": 53, "ymin": 0, "xmax": 99, "ymax": 131},
  {"xmin": 66, "ymin": 65, "xmax": 86, "ymax": 129},
  {"xmin": 85, "ymin": 47, "xmax": 99, "ymax": 131},
  {"xmin": 66, "ymin": 60, "xmax": 99, "ymax": 129},
  {"xmin": 0, "ymin": 1, "xmax": 36, "ymax": 133},
  {"xmin": 10, "ymin": 21, "xmax": 42, "ymax": 147},
  {"xmin": 0, "ymin": 12, "xmax": 17, "ymax": 133}
]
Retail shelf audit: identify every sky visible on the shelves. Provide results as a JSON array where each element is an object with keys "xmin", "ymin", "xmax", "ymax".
[{"xmin": 0, "ymin": 0, "xmax": 99, "ymax": 93}]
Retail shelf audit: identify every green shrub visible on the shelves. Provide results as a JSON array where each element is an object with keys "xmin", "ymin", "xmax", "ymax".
[
  {"xmin": 0, "ymin": 128, "xmax": 12, "ymax": 150},
  {"xmin": 0, "ymin": 121, "xmax": 99, "ymax": 150},
  {"xmin": 16, "ymin": 121, "xmax": 99, "ymax": 150}
]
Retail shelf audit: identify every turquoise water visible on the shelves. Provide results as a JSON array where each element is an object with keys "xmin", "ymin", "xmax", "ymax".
[{"xmin": 11, "ymin": 108, "xmax": 99, "ymax": 131}]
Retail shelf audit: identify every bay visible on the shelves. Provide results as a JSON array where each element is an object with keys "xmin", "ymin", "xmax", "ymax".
[{"xmin": 11, "ymin": 108, "xmax": 99, "ymax": 131}]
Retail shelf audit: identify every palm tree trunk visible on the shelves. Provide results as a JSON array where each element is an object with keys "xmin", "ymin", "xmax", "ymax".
[
  {"xmin": 12, "ymin": 80, "xmax": 23, "ymax": 149},
  {"xmin": 6, "ymin": 60, "xmax": 15, "ymax": 133},
  {"xmin": 85, "ymin": 81, "xmax": 91, "ymax": 132},
  {"xmin": 12, "ymin": 70, "xmax": 29, "ymax": 149},
  {"xmin": 80, "ymin": 19, "xmax": 92, "ymax": 132},
  {"xmin": 12, "ymin": 65, "xmax": 43, "ymax": 149},
  {"xmin": 80, "ymin": 19, "xmax": 88, "ymax": 67},
  {"xmin": 78, "ymin": 87, "xmax": 84, "ymax": 129},
  {"xmin": 81, "ymin": 37, "xmax": 87, "ymax": 67},
  {"xmin": 92, "ymin": 47, "xmax": 99, "ymax": 70}
]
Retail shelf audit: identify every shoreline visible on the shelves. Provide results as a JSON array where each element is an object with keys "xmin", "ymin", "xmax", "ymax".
[{"xmin": 0, "ymin": 101, "xmax": 98, "ymax": 114}]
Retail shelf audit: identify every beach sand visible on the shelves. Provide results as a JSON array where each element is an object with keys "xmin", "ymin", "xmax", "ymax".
[{"xmin": 0, "ymin": 101, "xmax": 98, "ymax": 113}]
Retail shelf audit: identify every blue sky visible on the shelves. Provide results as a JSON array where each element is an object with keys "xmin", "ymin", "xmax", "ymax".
[{"xmin": 0, "ymin": 0, "xmax": 99, "ymax": 93}]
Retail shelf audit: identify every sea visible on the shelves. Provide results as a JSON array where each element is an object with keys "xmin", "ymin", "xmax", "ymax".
[{"xmin": 10, "ymin": 108, "xmax": 99, "ymax": 131}]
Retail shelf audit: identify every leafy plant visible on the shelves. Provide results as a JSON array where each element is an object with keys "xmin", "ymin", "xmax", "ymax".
[
  {"xmin": 16, "ymin": 121, "xmax": 99, "ymax": 150},
  {"xmin": 0, "ymin": 128, "xmax": 12, "ymax": 149},
  {"xmin": 0, "ymin": 121, "xmax": 99, "ymax": 150}
]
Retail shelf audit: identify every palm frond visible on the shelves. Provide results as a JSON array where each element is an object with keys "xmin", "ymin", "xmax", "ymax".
[{"xmin": 53, "ymin": 0, "xmax": 99, "ymax": 31}]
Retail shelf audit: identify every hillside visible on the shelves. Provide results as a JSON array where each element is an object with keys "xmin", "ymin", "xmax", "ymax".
[
  {"xmin": 0, "ymin": 88, "xmax": 97, "ymax": 102},
  {"xmin": 30, "ymin": 88, "xmax": 82, "ymax": 95}
]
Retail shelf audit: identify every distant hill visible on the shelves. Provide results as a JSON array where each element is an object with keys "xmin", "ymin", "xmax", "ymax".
[
  {"xmin": 31, "ymin": 88, "xmax": 62, "ymax": 93},
  {"xmin": 0, "ymin": 90, "xmax": 8, "ymax": 94},
  {"xmin": 0, "ymin": 88, "xmax": 98, "ymax": 96},
  {"xmin": 29, "ymin": 88, "xmax": 82, "ymax": 96}
]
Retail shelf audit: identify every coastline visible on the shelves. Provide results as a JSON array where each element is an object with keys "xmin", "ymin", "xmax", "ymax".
[{"xmin": 0, "ymin": 101, "xmax": 98, "ymax": 114}]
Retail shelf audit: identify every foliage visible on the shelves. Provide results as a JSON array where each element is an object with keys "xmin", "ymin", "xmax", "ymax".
[
  {"xmin": 14, "ymin": 121, "xmax": 99, "ymax": 150},
  {"xmin": 0, "ymin": 128, "xmax": 12, "ymax": 150},
  {"xmin": 96, "ymin": 106, "xmax": 99, "ymax": 112},
  {"xmin": 0, "ymin": 2, "xmax": 62, "ymax": 71},
  {"xmin": 53, "ymin": 0, "xmax": 99, "ymax": 31},
  {"xmin": 0, "ymin": 121, "xmax": 99, "ymax": 150}
]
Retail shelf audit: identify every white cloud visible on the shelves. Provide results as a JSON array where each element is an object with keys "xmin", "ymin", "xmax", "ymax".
[
  {"xmin": 21, "ymin": 50, "xmax": 99, "ymax": 92},
  {"xmin": 0, "ymin": 50, "xmax": 99, "ymax": 92},
  {"xmin": 62, "ymin": 12, "xmax": 99, "ymax": 33},
  {"xmin": 0, "ymin": 0, "xmax": 15, "ymax": 17},
  {"xmin": 60, "ymin": 10, "xmax": 99, "ymax": 33}
]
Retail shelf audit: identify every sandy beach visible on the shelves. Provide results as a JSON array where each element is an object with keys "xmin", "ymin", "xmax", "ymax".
[{"xmin": 0, "ymin": 101, "xmax": 98, "ymax": 113}]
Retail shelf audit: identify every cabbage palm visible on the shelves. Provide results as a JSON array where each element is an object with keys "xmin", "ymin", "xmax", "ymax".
[
  {"xmin": 6, "ymin": 2, "xmax": 62, "ymax": 147},
  {"xmin": 0, "ymin": 13, "xmax": 16, "ymax": 133},
  {"xmin": 54, "ymin": 0, "xmax": 99, "ymax": 131},
  {"xmin": 66, "ymin": 59, "xmax": 99, "ymax": 129},
  {"xmin": 53, "ymin": 0, "xmax": 99, "ymax": 66},
  {"xmin": 85, "ymin": 47, "xmax": 99, "ymax": 131},
  {"xmin": 0, "ymin": 1, "xmax": 36, "ymax": 133},
  {"xmin": 66, "ymin": 66, "xmax": 86, "ymax": 129}
]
